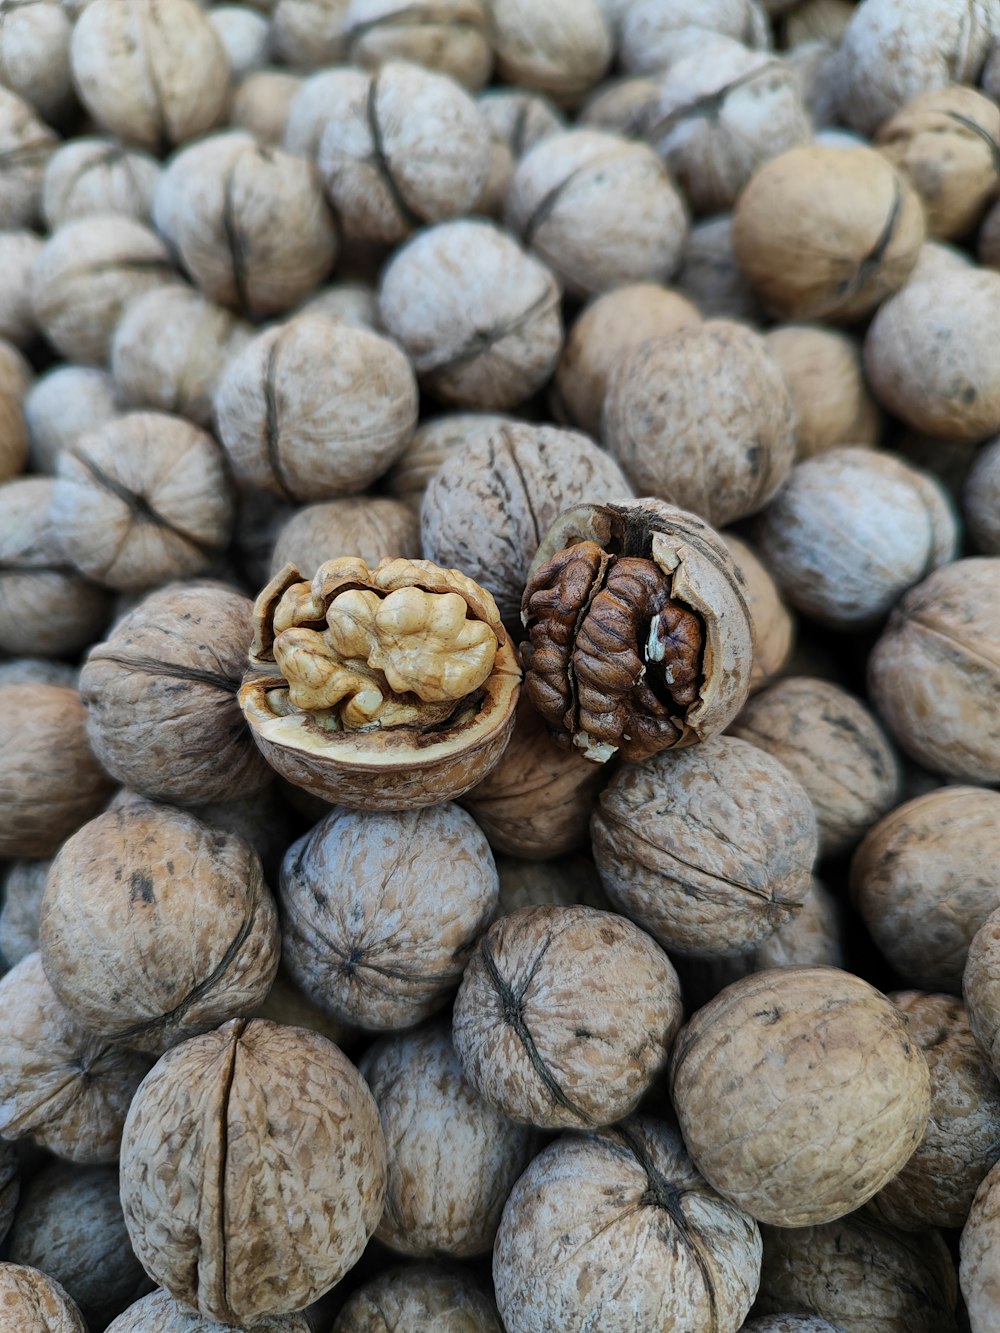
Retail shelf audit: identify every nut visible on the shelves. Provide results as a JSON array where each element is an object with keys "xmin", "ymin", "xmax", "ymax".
[
  {"xmin": 489, "ymin": 0, "xmax": 612, "ymax": 105},
  {"xmin": 270, "ymin": 496, "xmax": 421, "ymax": 579},
  {"xmin": 763, "ymin": 324, "xmax": 880, "ymax": 460},
  {"xmin": 383, "ymin": 411, "xmax": 514, "ymax": 512},
  {"xmin": 619, "ymin": 0, "xmax": 770, "ymax": 75},
  {"xmin": 106, "ymin": 1289, "xmax": 311, "ymax": 1332},
  {"xmin": 0, "ymin": 1264, "xmax": 87, "ymax": 1333},
  {"xmin": 23, "ymin": 365, "xmax": 118, "ymax": 476},
  {"xmin": 332, "ymin": 1265, "xmax": 502, "ymax": 1332},
  {"xmin": 345, "ymin": 0, "xmax": 493, "ymax": 90},
  {"xmin": 719, "ymin": 532, "xmax": 795, "ymax": 693},
  {"xmin": 0, "ymin": 235, "xmax": 43, "ymax": 350},
  {"xmin": 42, "ymin": 137, "xmax": 160, "ymax": 230},
  {"xmin": 0, "ymin": 85, "xmax": 57, "ymax": 229},
  {"xmin": 271, "ymin": 0, "xmax": 350, "ymax": 69},
  {"xmin": 0, "ymin": 858, "xmax": 49, "ymax": 968},
  {"xmin": 964, "ymin": 437, "xmax": 1000, "ymax": 554},
  {"xmin": 961, "ymin": 1159, "xmax": 1000, "ymax": 1331}
]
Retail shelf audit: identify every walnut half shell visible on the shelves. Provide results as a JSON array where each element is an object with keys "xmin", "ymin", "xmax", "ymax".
[
  {"xmin": 520, "ymin": 500, "xmax": 753, "ymax": 762},
  {"xmin": 239, "ymin": 556, "xmax": 521, "ymax": 810}
]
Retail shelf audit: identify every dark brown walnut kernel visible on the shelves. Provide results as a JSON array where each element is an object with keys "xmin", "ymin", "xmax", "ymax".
[{"xmin": 520, "ymin": 499, "xmax": 752, "ymax": 763}]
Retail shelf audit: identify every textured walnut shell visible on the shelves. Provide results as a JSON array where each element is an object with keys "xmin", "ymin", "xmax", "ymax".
[
  {"xmin": 383, "ymin": 412, "xmax": 514, "ymax": 512},
  {"xmin": 332, "ymin": 1265, "xmax": 502, "ymax": 1332},
  {"xmin": 0, "ymin": 86, "xmax": 57, "ymax": 230},
  {"xmin": 492, "ymin": 1117, "xmax": 762, "ymax": 1333},
  {"xmin": 961, "ymin": 1158, "xmax": 1000, "ymax": 1332},
  {"xmin": 0, "ymin": 858, "xmax": 49, "ymax": 967},
  {"xmin": 106, "ymin": 1288, "xmax": 312, "ymax": 1332},
  {"xmin": 452, "ymin": 904, "xmax": 683, "ymax": 1129},
  {"xmin": 346, "ymin": 0, "xmax": 493, "ymax": 90},
  {"xmin": 670, "ymin": 967, "xmax": 932, "ymax": 1227},
  {"xmin": 851, "ymin": 787, "xmax": 1000, "ymax": 992},
  {"xmin": 868, "ymin": 991, "xmax": 1000, "ymax": 1231},
  {"xmin": 279, "ymin": 802, "xmax": 497, "ymax": 1030},
  {"xmin": 674, "ymin": 212, "xmax": 763, "ymax": 323},
  {"xmin": 40, "ymin": 801, "xmax": 281, "ymax": 1053},
  {"xmin": 732, "ymin": 145, "xmax": 925, "ymax": 322},
  {"xmin": 24, "ymin": 365, "xmax": 118, "ymax": 476},
  {"xmin": 270, "ymin": 0, "xmax": 350, "ymax": 69},
  {"xmin": 119, "ymin": 1019, "xmax": 387, "ymax": 1325},
  {"xmin": 964, "ymin": 437, "xmax": 1000, "ymax": 554},
  {"xmin": 757, "ymin": 1213, "xmax": 958, "ymax": 1332},
  {"xmin": 495, "ymin": 852, "xmax": 608, "ymax": 916},
  {"xmin": 592, "ymin": 735, "xmax": 817, "ymax": 956},
  {"xmin": 964, "ymin": 905, "xmax": 1000, "ymax": 1080},
  {"xmin": 270, "ymin": 497, "xmax": 420, "ymax": 579},
  {"xmin": 0, "ymin": 953, "xmax": 152, "ymax": 1163},
  {"xmin": 6, "ymin": 1161, "xmax": 154, "ymax": 1329},
  {"xmin": 730, "ymin": 676, "xmax": 901, "ymax": 857},
  {"xmin": 0, "ymin": 1264, "xmax": 88, "ymax": 1333},
  {"xmin": 0, "ymin": 1, "xmax": 72, "ymax": 125},
  {"xmin": 42, "ymin": 137, "xmax": 161, "ymax": 230},
  {"xmin": 0, "ymin": 683, "xmax": 114, "ymax": 861},
  {"xmin": 619, "ymin": 0, "xmax": 771, "ymax": 75},
  {"xmin": 719, "ymin": 532, "xmax": 795, "ymax": 693},
  {"xmin": 763, "ymin": 323, "xmax": 880, "ymax": 460},
  {"xmin": 359, "ymin": 1021, "xmax": 536, "ymax": 1257},
  {"xmin": 489, "ymin": 0, "xmax": 612, "ymax": 105},
  {"xmin": 231, "ymin": 69, "xmax": 304, "ymax": 147},
  {"xmin": 240, "ymin": 557, "xmax": 521, "ymax": 810},
  {"xmin": 867, "ymin": 558, "xmax": 1000, "ymax": 784}
]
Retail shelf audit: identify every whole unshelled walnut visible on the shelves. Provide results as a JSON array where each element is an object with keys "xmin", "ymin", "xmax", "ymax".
[
  {"xmin": 603, "ymin": 320, "xmax": 797, "ymax": 528},
  {"xmin": 670, "ymin": 966, "xmax": 932, "ymax": 1226},
  {"xmin": 0, "ymin": 342, "xmax": 30, "ymax": 483},
  {"xmin": 674, "ymin": 212, "xmax": 762, "ymax": 322},
  {"xmin": 0, "ymin": 86, "xmax": 57, "ymax": 229},
  {"xmin": 763, "ymin": 324, "xmax": 880, "ymax": 459},
  {"xmin": 279, "ymin": 802, "xmax": 497, "ymax": 1029},
  {"xmin": 345, "ymin": 0, "xmax": 492, "ymax": 88},
  {"xmin": 120, "ymin": 1019, "xmax": 387, "ymax": 1325},
  {"xmin": 720, "ymin": 532, "xmax": 795, "ymax": 693},
  {"xmin": 961, "ymin": 1158, "xmax": 1000, "ymax": 1333},
  {"xmin": 42, "ymin": 138, "xmax": 161, "ymax": 230},
  {"xmin": 270, "ymin": 496, "xmax": 420, "ymax": 578},
  {"xmin": 0, "ymin": 235, "xmax": 43, "ymax": 349},
  {"xmin": 24, "ymin": 365, "xmax": 118, "ymax": 476},
  {"xmin": 153, "ymin": 131, "xmax": 338, "ymax": 318},
  {"xmin": 0, "ymin": 0, "xmax": 73, "ymax": 124},
  {"xmin": 384, "ymin": 412, "xmax": 513, "ymax": 511},
  {"xmin": 106, "ymin": 1289, "xmax": 311, "ymax": 1332},
  {"xmin": 332, "ymin": 1266, "xmax": 501, "ymax": 1332},
  {"xmin": 0, "ymin": 1264, "xmax": 87, "ymax": 1333},
  {"xmin": 270, "ymin": 0, "xmax": 350, "ymax": 69},
  {"xmin": 619, "ymin": 0, "xmax": 770, "ymax": 74},
  {"xmin": 231, "ymin": 69, "xmax": 304, "ymax": 146},
  {"xmin": 519, "ymin": 499, "xmax": 754, "ymax": 764},
  {"xmin": 0, "ymin": 859, "xmax": 49, "ymax": 967},
  {"xmin": 378, "ymin": 219, "xmax": 563, "ymax": 411},
  {"xmin": 0, "ymin": 1143, "xmax": 16, "ymax": 1245},
  {"xmin": 506, "ymin": 128, "xmax": 688, "ymax": 296},
  {"xmin": 965, "ymin": 438, "xmax": 1000, "ymax": 554},
  {"xmin": 214, "ymin": 315, "xmax": 417, "ymax": 502},
  {"xmin": 867, "ymin": 558, "xmax": 1000, "ymax": 783},
  {"xmin": 578, "ymin": 74, "xmax": 660, "ymax": 138},
  {"xmin": 492, "ymin": 1118, "xmax": 762, "ymax": 1333},
  {"xmin": 452, "ymin": 904, "xmax": 683, "ymax": 1129},
  {"xmin": 239, "ymin": 555, "xmax": 522, "ymax": 809},
  {"xmin": 732, "ymin": 144, "xmax": 925, "ymax": 322},
  {"xmin": 69, "ymin": 0, "xmax": 230, "ymax": 150},
  {"xmin": 489, "ymin": 0, "xmax": 613, "ymax": 105},
  {"xmin": 209, "ymin": 5, "xmax": 270, "ymax": 78}
]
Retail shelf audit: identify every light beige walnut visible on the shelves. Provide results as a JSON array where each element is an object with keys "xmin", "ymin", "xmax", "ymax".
[
  {"xmin": 864, "ymin": 269, "xmax": 1000, "ymax": 443},
  {"xmin": 42, "ymin": 137, "xmax": 160, "ymax": 229},
  {"xmin": 0, "ymin": 233, "xmax": 43, "ymax": 349},
  {"xmin": 0, "ymin": 85, "xmax": 56, "ymax": 229},
  {"xmin": 476, "ymin": 86, "xmax": 563, "ymax": 215},
  {"xmin": 0, "ymin": 859, "xmax": 49, "ymax": 968},
  {"xmin": 270, "ymin": 496, "xmax": 420, "ymax": 578},
  {"xmin": 670, "ymin": 966, "xmax": 932, "ymax": 1227},
  {"xmin": 554, "ymin": 284, "xmax": 700, "ymax": 439},
  {"xmin": 592, "ymin": 735, "xmax": 817, "ymax": 958},
  {"xmin": 489, "ymin": 0, "xmax": 612, "ymax": 105},
  {"xmin": 0, "ymin": 0, "xmax": 72, "ymax": 123},
  {"xmin": 604, "ymin": 320, "xmax": 796, "ymax": 528},
  {"xmin": 24, "ymin": 365, "xmax": 118, "ymax": 475},
  {"xmin": 383, "ymin": 412, "xmax": 514, "ymax": 511},
  {"xmin": 782, "ymin": 0, "xmax": 854, "ymax": 46},
  {"xmin": 119, "ymin": 1019, "xmax": 387, "ymax": 1324},
  {"xmin": 0, "ymin": 341, "xmax": 29, "ymax": 486},
  {"xmin": 377, "ymin": 219, "xmax": 563, "ymax": 411},
  {"xmin": 674, "ymin": 212, "xmax": 763, "ymax": 322},
  {"xmin": 578, "ymin": 74, "xmax": 660, "ymax": 138},
  {"xmin": 332, "ymin": 1266, "xmax": 501, "ymax": 1332},
  {"xmin": 0, "ymin": 953, "xmax": 152, "ymax": 1163},
  {"xmin": 757, "ymin": 1213, "xmax": 958, "ymax": 1331},
  {"xmin": 69, "ymin": 0, "xmax": 230, "ymax": 150},
  {"xmin": 961, "ymin": 1158, "xmax": 1000, "ymax": 1332},
  {"xmin": 452, "ymin": 904, "xmax": 683, "ymax": 1129},
  {"xmin": 867, "ymin": 559, "xmax": 1000, "ymax": 783},
  {"xmin": 51, "ymin": 411, "xmax": 235, "ymax": 592},
  {"xmin": 732, "ymin": 145, "xmax": 925, "ymax": 322},
  {"xmin": 495, "ymin": 853, "xmax": 607, "ymax": 916},
  {"xmin": 764, "ymin": 324, "xmax": 880, "ymax": 459},
  {"xmin": 345, "ymin": 0, "xmax": 493, "ymax": 88},
  {"xmin": 720, "ymin": 532, "xmax": 795, "ymax": 693},
  {"xmin": 209, "ymin": 5, "xmax": 270, "ymax": 77},
  {"xmin": 965, "ymin": 438, "xmax": 1000, "ymax": 554},
  {"xmin": 271, "ymin": 0, "xmax": 350, "ymax": 69},
  {"xmin": 214, "ymin": 316, "xmax": 417, "ymax": 503},
  {"xmin": 359, "ymin": 1022, "xmax": 536, "ymax": 1257},
  {"xmin": 40, "ymin": 801, "xmax": 281, "ymax": 1053},
  {"xmin": 0, "ymin": 683, "xmax": 114, "ymax": 860},
  {"xmin": 106, "ymin": 1288, "xmax": 311, "ymax": 1332},
  {"xmin": 0, "ymin": 1264, "xmax": 88, "ymax": 1332},
  {"xmin": 619, "ymin": 0, "xmax": 770, "ymax": 74},
  {"xmin": 230, "ymin": 69, "xmax": 304, "ymax": 146},
  {"xmin": 730, "ymin": 676, "xmax": 901, "ymax": 857},
  {"xmin": 296, "ymin": 280, "xmax": 380, "ymax": 329},
  {"xmin": 493, "ymin": 1117, "xmax": 762, "ymax": 1333}
]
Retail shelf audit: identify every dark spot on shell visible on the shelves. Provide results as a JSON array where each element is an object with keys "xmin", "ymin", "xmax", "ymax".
[{"xmin": 129, "ymin": 871, "xmax": 155, "ymax": 905}]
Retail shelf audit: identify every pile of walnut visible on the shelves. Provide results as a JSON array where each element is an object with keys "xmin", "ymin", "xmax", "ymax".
[{"xmin": 3, "ymin": 0, "xmax": 1000, "ymax": 1329}]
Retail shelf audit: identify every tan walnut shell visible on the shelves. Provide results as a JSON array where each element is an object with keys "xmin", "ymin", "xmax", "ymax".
[
  {"xmin": 332, "ymin": 1265, "xmax": 502, "ymax": 1332},
  {"xmin": 239, "ymin": 556, "xmax": 521, "ymax": 810},
  {"xmin": 119, "ymin": 1018, "xmax": 388, "ymax": 1325},
  {"xmin": 105, "ymin": 1288, "xmax": 311, "ymax": 1332},
  {"xmin": 0, "ymin": 1263, "xmax": 87, "ymax": 1333}
]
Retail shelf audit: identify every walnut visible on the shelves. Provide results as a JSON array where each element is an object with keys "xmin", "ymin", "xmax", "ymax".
[
  {"xmin": 119, "ymin": 1018, "xmax": 387, "ymax": 1324},
  {"xmin": 553, "ymin": 283, "xmax": 700, "ymax": 440},
  {"xmin": 864, "ymin": 268, "xmax": 1000, "ymax": 443},
  {"xmin": 214, "ymin": 315, "xmax": 418, "ymax": 502},
  {"xmin": 961, "ymin": 1159, "xmax": 1000, "ymax": 1331},
  {"xmin": 284, "ymin": 67, "xmax": 360, "ymax": 159},
  {"xmin": 42, "ymin": 138, "xmax": 160, "ymax": 230},
  {"xmin": 377, "ymin": 219, "xmax": 563, "ymax": 411},
  {"xmin": 578, "ymin": 74, "xmax": 661, "ymax": 138},
  {"xmin": 966, "ymin": 438, "xmax": 1000, "ymax": 554},
  {"xmin": 0, "ymin": 859, "xmax": 49, "ymax": 968},
  {"xmin": 506, "ymin": 128, "xmax": 688, "ymax": 296},
  {"xmin": 452, "ymin": 904, "xmax": 683, "ymax": 1129},
  {"xmin": 492, "ymin": 1117, "xmax": 762, "ymax": 1332},
  {"xmin": 782, "ymin": 0, "xmax": 854, "ymax": 46},
  {"xmin": 332, "ymin": 1265, "xmax": 501, "ymax": 1332},
  {"xmin": 421, "ymin": 422, "xmax": 633, "ymax": 631},
  {"xmin": 270, "ymin": 497, "xmax": 420, "ymax": 579},
  {"xmin": 111, "ymin": 287, "xmax": 252, "ymax": 429},
  {"xmin": 0, "ymin": 342, "xmax": 28, "ymax": 485},
  {"xmin": 296, "ymin": 279, "xmax": 381, "ymax": 329},
  {"xmin": 756, "ymin": 1213, "xmax": 958, "ymax": 1331},
  {"xmin": 0, "ymin": 0, "xmax": 72, "ymax": 123},
  {"xmin": 313, "ymin": 62, "xmax": 491, "ymax": 247},
  {"xmin": 476, "ymin": 86, "xmax": 563, "ymax": 215},
  {"xmin": 0, "ymin": 683, "xmax": 114, "ymax": 860},
  {"xmin": 0, "ymin": 1264, "xmax": 87, "ymax": 1333},
  {"xmin": 619, "ymin": 0, "xmax": 770, "ymax": 75},
  {"xmin": 0, "ymin": 477, "xmax": 111, "ymax": 658},
  {"xmin": 603, "ymin": 320, "xmax": 797, "ymax": 528},
  {"xmin": 69, "ymin": 0, "xmax": 230, "ymax": 150},
  {"xmin": 40, "ymin": 801, "xmax": 280, "ymax": 1053},
  {"xmin": 0, "ymin": 86, "xmax": 56, "ymax": 229},
  {"xmin": 209, "ymin": 5, "xmax": 271, "ymax": 77},
  {"xmin": 866, "ymin": 992, "xmax": 1000, "ymax": 1232},
  {"xmin": 742, "ymin": 1321, "xmax": 844, "ymax": 1333},
  {"xmin": 460, "ymin": 700, "xmax": 606, "ymax": 858},
  {"xmin": 384, "ymin": 412, "xmax": 513, "ymax": 512},
  {"xmin": 279, "ymin": 801, "xmax": 497, "ymax": 1029},
  {"xmin": 231, "ymin": 69, "xmax": 304, "ymax": 146},
  {"xmin": 51, "ymin": 411, "xmax": 235, "ymax": 592},
  {"xmin": 520, "ymin": 499, "xmax": 754, "ymax": 765},
  {"xmin": 6, "ymin": 1161, "xmax": 153, "ymax": 1329},
  {"xmin": 31, "ymin": 216, "xmax": 176, "ymax": 365},
  {"xmin": 106, "ymin": 1289, "xmax": 312, "ymax": 1332},
  {"xmin": 0, "ymin": 232, "xmax": 43, "ymax": 349},
  {"xmin": 242, "ymin": 557, "xmax": 520, "ymax": 808},
  {"xmin": 271, "ymin": 0, "xmax": 350, "ymax": 69},
  {"xmin": 359, "ymin": 1021, "xmax": 535, "ymax": 1257},
  {"xmin": 674, "ymin": 212, "xmax": 763, "ymax": 322},
  {"xmin": 719, "ymin": 532, "xmax": 795, "ymax": 694},
  {"xmin": 24, "ymin": 366, "xmax": 118, "ymax": 476},
  {"xmin": 0, "ymin": 659, "xmax": 77, "ymax": 689},
  {"xmin": 489, "ymin": 0, "xmax": 612, "ymax": 106},
  {"xmin": 867, "ymin": 558, "xmax": 1000, "ymax": 783},
  {"xmin": 0, "ymin": 953, "xmax": 152, "ymax": 1163},
  {"xmin": 495, "ymin": 852, "xmax": 608, "ymax": 915},
  {"xmin": 152, "ymin": 132, "xmax": 337, "ymax": 318},
  {"xmin": 732, "ymin": 145, "xmax": 926, "ymax": 322},
  {"xmin": 763, "ymin": 324, "xmax": 880, "ymax": 459},
  {"xmin": 670, "ymin": 967, "xmax": 932, "ymax": 1226},
  {"xmin": 345, "ymin": 0, "xmax": 492, "ymax": 89},
  {"xmin": 753, "ymin": 447, "xmax": 958, "ymax": 630},
  {"xmin": 731, "ymin": 676, "xmax": 901, "ymax": 857}
]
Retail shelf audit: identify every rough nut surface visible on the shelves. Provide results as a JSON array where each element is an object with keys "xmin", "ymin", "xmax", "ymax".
[
  {"xmin": 105, "ymin": 1287, "xmax": 311, "ymax": 1331},
  {"xmin": 332, "ymin": 1265, "xmax": 502, "ymax": 1331},
  {"xmin": 0, "ymin": 1263, "xmax": 87, "ymax": 1333}
]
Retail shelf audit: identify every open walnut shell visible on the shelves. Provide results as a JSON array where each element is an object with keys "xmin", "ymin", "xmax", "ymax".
[
  {"xmin": 520, "ymin": 499, "xmax": 753, "ymax": 762},
  {"xmin": 239, "ymin": 556, "xmax": 521, "ymax": 810}
]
